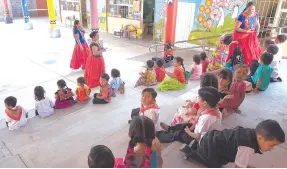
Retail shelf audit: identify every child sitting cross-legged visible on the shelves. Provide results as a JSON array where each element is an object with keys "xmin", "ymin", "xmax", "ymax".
[
  {"xmin": 218, "ymin": 64, "xmax": 248, "ymax": 117},
  {"xmin": 155, "ymin": 59, "xmax": 165, "ymax": 82},
  {"xmin": 157, "ymin": 86, "xmax": 222, "ymax": 145},
  {"xmin": 109, "ymin": 68, "xmax": 125, "ymax": 97},
  {"xmin": 182, "ymin": 119, "xmax": 285, "ymax": 168},
  {"xmin": 88, "ymin": 145, "xmax": 115, "ymax": 168},
  {"xmin": 76, "ymin": 77, "xmax": 91, "ymax": 103},
  {"xmin": 34, "ymin": 86, "xmax": 54, "ymax": 118},
  {"xmin": 4, "ymin": 96, "xmax": 28, "ymax": 130},
  {"xmin": 135, "ymin": 60, "xmax": 157, "ymax": 87},
  {"xmin": 54, "ymin": 79, "xmax": 76, "ymax": 109},
  {"xmin": 189, "ymin": 54, "xmax": 202, "ymax": 80},
  {"xmin": 93, "ymin": 73, "xmax": 112, "ymax": 104},
  {"xmin": 158, "ymin": 57, "xmax": 187, "ymax": 91},
  {"xmin": 115, "ymin": 116, "xmax": 163, "ymax": 168},
  {"xmin": 247, "ymin": 52, "xmax": 274, "ymax": 93}
]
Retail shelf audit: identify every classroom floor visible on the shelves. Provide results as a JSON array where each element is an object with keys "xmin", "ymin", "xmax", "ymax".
[{"xmin": 0, "ymin": 17, "xmax": 287, "ymax": 168}]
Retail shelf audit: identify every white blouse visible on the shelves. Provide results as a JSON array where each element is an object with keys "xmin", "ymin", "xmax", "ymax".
[{"xmin": 35, "ymin": 97, "xmax": 54, "ymax": 118}]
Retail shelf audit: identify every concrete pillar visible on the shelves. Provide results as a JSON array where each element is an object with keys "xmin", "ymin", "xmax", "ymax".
[
  {"xmin": 2, "ymin": 0, "xmax": 13, "ymax": 24},
  {"xmin": 21, "ymin": 0, "xmax": 33, "ymax": 30},
  {"xmin": 163, "ymin": 0, "xmax": 178, "ymax": 58},
  {"xmin": 90, "ymin": 0, "xmax": 98, "ymax": 29},
  {"xmin": 47, "ymin": 0, "xmax": 61, "ymax": 38}
]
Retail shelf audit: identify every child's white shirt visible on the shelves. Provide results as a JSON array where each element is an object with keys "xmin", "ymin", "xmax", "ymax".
[
  {"xmin": 194, "ymin": 113, "xmax": 222, "ymax": 134},
  {"xmin": 140, "ymin": 108, "xmax": 160, "ymax": 131},
  {"xmin": 274, "ymin": 43, "xmax": 284, "ymax": 61},
  {"xmin": 35, "ymin": 97, "xmax": 54, "ymax": 118},
  {"xmin": 4, "ymin": 107, "xmax": 28, "ymax": 131}
]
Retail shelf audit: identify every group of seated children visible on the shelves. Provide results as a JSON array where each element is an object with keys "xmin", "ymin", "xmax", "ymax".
[
  {"xmin": 87, "ymin": 88, "xmax": 285, "ymax": 168},
  {"xmin": 135, "ymin": 57, "xmax": 188, "ymax": 92},
  {"xmin": 4, "ymin": 68, "xmax": 126, "ymax": 130}
]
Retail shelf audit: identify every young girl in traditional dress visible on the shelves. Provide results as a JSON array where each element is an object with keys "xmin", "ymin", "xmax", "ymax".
[
  {"xmin": 93, "ymin": 73, "xmax": 112, "ymax": 104},
  {"xmin": 4, "ymin": 96, "xmax": 28, "ymax": 130},
  {"xmin": 70, "ymin": 20, "xmax": 90, "ymax": 70},
  {"xmin": 218, "ymin": 64, "xmax": 248, "ymax": 117},
  {"xmin": 226, "ymin": 46, "xmax": 244, "ymax": 71},
  {"xmin": 75, "ymin": 77, "xmax": 91, "ymax": 103},
  {"xmin": 207, "ymin": 34, "xmax": 234, "ymax": 72},
  {"xmin": 110, "ymin": 68, "xmax": 125, "ymax": 97},
  {"xmin": 135, "ymin": 60, "xmax": 157, "ymax": 87},
  {"xmin": 54, "ymin": 79, "xmax": 76, "ymax": 109},
  {"xmin": 84, "ymin": 30, "xmax": 106, "ymax": 88},
  {"xmin": 115, "ymin": 116, "xmax": 163, "ymax": 168},
  {"xmin": 34, "ymin": 86, "xmax": 54, "ymax": 118},
  {"xmin": 218, "ymin": 68, "xmax": 233, "ymax": 99},
  {"xmin": 200, "ymin": 52, "xmax": 209, "ymax": 73},
  {"xmin": 170, "ymin": 72, "xmax": 218, "ymax": 126},
  {"xmin": 189, "ymin": 54, "xmax": 202, "ymax": 80},
  {"xmin": 158, "ymin": 57, "xmax": 187, "ymax": 91},
  {"xmin": 155, "ymin": 59, "xmax": 165, "ymax": 82}
]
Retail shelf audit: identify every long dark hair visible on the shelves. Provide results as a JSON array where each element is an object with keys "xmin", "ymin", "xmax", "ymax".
[
  {"xmin": 73, "ymin": 20, "xmax": 80, "ymax": 35},
  {"xmin": 34, "ymin": 86, "xmax": 45, "ymax": 101},
  {"xmin": 243, "ymin": 1, "xmax": 255, "ymax": 12},
  {"xmin": 175, "ymin": 57, "xmax": 187, "ymax": 83},
  {"xmin": 57, "ymin": 79, "xmax": 68, "ymax": 89}
]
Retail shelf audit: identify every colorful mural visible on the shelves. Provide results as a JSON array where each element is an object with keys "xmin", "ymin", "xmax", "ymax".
[
  {"xmin": 153, "ymin": 0, "xmax": 247, "ymax": 44},
  {"xmin": 190, "ymin": 0, "xmax": 247, "ymax": 44}
]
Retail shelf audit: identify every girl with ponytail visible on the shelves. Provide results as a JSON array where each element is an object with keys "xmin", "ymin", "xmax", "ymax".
[
  {"xmin": 70, "ymin": 20, "xmax": 90, "ymax": 70},
  {"xmin": 157, "ymin": 56, "xmax": 187, "ymax": 91},
  {"xmin": 115, "ymin": 116, "xmax": 163, "ymax": 168}
]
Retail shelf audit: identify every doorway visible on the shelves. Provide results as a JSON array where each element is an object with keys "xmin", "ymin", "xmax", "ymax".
[
  {"xmin": 80, "ymin": 0, "xmax": 88, "ymax": 28},
  {"xmin": 143, "ymin": 0, "xmax": 155, "ymax": 40}
]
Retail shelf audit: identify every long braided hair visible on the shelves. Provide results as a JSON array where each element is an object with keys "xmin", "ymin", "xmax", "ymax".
[
  {"xmin": 175, "ymin": 57, "xmax": 187, "ymax": 84},
  {"xmin": 123, "ymin": 116, "xmax": 155, "ymax": 168},
  {"xmin": 73, "ymin": 20, "xmax": 80, "ymax": 35}
]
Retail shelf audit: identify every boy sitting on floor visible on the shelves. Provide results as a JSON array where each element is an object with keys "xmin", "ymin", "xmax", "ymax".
[
  {"xmin": 156, "ymin": 86, "xmax": 222, "ymax": 145},
  {"xmin": 182, "ymin": 119, "xmax": 285, "ymax": 168},
  {"xmin": 4, "ymin": 96, "xmax": 28, "ymax": 130}
]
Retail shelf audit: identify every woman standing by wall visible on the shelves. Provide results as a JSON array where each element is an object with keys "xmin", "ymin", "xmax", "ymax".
[
  {"xmin": 70, "ymin": 20, "xmax": 90, "ymax": 70},
  {"xmin": 227, "ymin": 2, "xmax": 263, "ymax": 66},
  {"xmin": 84, "ymin": 30, "xmax": 106, "ymax": 88}
]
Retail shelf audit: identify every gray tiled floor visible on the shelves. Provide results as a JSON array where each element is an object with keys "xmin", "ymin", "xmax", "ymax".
[{"xmin": 0, "ymin": 17, "xmax": 287, "ymax": 168}]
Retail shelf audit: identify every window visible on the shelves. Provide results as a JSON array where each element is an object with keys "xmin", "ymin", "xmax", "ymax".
[{"xmin": 109, "ymin": 0, "xmax": 141, "ymax": 20}]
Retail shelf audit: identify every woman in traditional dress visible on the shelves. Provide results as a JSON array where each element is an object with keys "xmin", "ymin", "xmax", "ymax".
[
  {"xmin": 84, "ymin": 30, "xmax": 106, "ymax": 88},
  {"xmin": 227, "ymin": 1, "xmax": 263, "ymax": 66},
  {"xmin": 70, "ymin": 20, "xmax": 90, "ymax": 70}
]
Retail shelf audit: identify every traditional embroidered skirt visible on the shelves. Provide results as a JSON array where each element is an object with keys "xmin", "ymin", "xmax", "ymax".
[
  {"xmin": 84, "ymin": 56, "xmax": 106, "ymax": 88},
  {"xmin": 70, "ymin": 43, "xmax": 90, "ymax": 69},
  {"xmin": 54, "ymin": 99, "xmax": 76, "ymax": 109},
  {"xmin": 157, "ymin": 76, "xmax": 186, "ymax": 92},
  {"xmin": 228, "ymin": 32, "xmax": 263, "ymax": 66}
]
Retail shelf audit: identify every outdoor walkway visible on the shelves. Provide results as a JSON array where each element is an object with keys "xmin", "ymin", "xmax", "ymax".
[{"xmin": 0, "ymin": 17, "xmax": 287, "ymax": 168}]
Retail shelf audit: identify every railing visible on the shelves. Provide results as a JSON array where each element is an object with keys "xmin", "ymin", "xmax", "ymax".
[{"xmin": 149, "ymin": 26, "xmax": 287, "ymax": 55}]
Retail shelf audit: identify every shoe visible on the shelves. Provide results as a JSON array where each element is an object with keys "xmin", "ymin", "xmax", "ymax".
[
  {"xmin": 128, "ymin": 120, "xmax": 132, "ymax": 124},
  {"xmin": 160, "ymin": 122, "xmax": 169, "ymax": 130},
  {"xmin": 277, "ymin": 77, "xmax": 282, "ymax": 82},
  {"xmin": 179, "ymin": 143, "xmax": 188, "ymax": 152},
  {"xmin": 270, "ymin": 77, "xmax": 278, "ymax": 82},
  {"xmin": 25, "ymin": 113, "xmax": 28, "ymax": 118}
]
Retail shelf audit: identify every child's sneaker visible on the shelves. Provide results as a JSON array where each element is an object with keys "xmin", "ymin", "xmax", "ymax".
[
  {"xmin": 25, "ymin": 112, "xmax": 28, "ymax": 118},
  {"xmin": 277, "ymin": 77, "xmax": 282, "ymax": 82}
]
